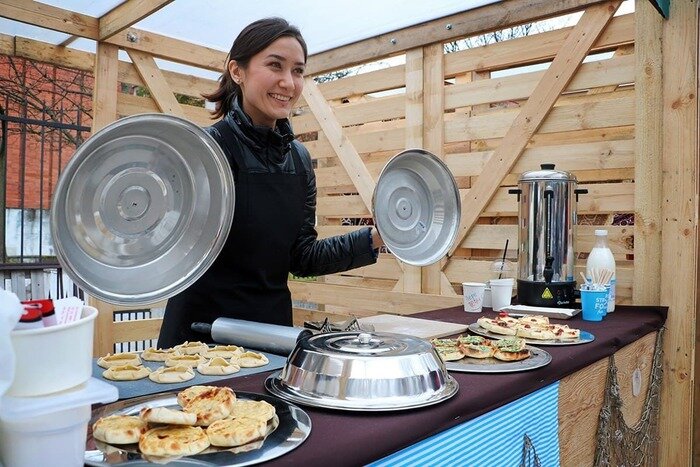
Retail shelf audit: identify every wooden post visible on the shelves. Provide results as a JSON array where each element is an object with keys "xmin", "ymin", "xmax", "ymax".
[
  {"xmin": 658, "ymin": 0, "xmax": 698, "ymax": 465},
  {"xmin": 396, "ymin": 47, "xmax": 424, "ymax": 293},
  {"xmin": 90, "ymin": 41, "xmax": 119, "ymax": 355},
  {"xmin": 633, "ymin": 0, "xmax": 663, "ymax": 305}
]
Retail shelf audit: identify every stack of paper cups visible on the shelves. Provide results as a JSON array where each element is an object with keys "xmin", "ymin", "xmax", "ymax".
[{"xmin": 490, "ymin": 278, "xmax": 515, "ymax": 311}]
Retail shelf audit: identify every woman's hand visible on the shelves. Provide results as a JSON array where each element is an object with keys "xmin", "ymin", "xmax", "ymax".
[{"xmin": 371, "ymin": 227, "xmax": 384, "ymax": 249}]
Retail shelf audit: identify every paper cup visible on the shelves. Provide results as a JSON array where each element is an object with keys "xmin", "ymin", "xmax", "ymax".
[
  {"xmin": 462, "ymin": 282, "xmax": 486, "ymax": 313},
  {"xmin": 581, "ymin": 288, "xmax": 608, "ymax": 321},
  {"xmin": 483, "ymin": 287, "xmax": 492, "ymax": 308},
  {"xmin": 490, "ymin": 278, "xmax": 514, "ymax": 311}
]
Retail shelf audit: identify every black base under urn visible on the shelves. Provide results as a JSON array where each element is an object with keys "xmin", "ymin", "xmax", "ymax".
[{"xmin": 517, "ymin": 279, "xmax": 576, "ymax": 308}]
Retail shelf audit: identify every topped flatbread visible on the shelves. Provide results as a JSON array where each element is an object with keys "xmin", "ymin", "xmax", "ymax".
[
  {"xmin": 92, "ymin": 415, "xmax": 148, "ymax": 444},
  {"xmin": 517, "ymin": 315, "xmax": 549, "ymax": 326},
  {"xmin": 97, "ymin": 352, "xmax": 141, "ymax": 369},
  {"xmin": 138, "ymin": 425, "xmax": 210, "ymax": 457},
  {"xmin": 477, "ymin": 317, "xmax": 517, "ymax": 336}
]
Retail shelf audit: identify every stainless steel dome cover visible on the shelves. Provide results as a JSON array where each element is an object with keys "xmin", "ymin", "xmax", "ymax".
[
  {"xmin": 373, "ymin": 149, "xmax": 461, "ymax": 266},
  {"xmin": 265, "ymin": 331, "xmax": 459, "ymax": 411},
  {"xmin": 50, "ymin": 113, "xmax": 235, "ymax": 305}
]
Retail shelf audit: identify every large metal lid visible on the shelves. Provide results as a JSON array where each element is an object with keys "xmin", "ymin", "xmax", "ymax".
[
  {"xmin": 372, "ymin": 149, "xmax": 460, "ymax": 266},
  {"xmin": 50, "ymin": 113, "xmax": 234, "ymax": 306},
  {"xmin": 266, "ymin": 331, "xmax": 458, "ymax": 411},
  {"xmin": 519, "ymin": 163, "xmax": 577, "ymax": 182}
]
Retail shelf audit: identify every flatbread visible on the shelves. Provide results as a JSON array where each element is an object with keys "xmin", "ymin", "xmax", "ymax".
[
  {"xmin": 546, "ymin": 323, "xmax": 581, "ymax": 339},
  {"xmin": 140, "ymin": 406, "xmax": 197, "ymax": 426},
  {"xmin": 197, "ymin": 357, "xmax": 241, "ymax": 376},
  {"xmin": 206, "ymin": 417, "xmax": 268, "ymax": 447},
  {"xmin": 92, "ymin": 415, "xmax": 148, "ymax": 444},
  {"xmin": 435, "ymin": 346, "xmax": 463, "ymax": 362},
  {"xmin": 97, "ymin": 352, "xmax": 141, "ymax": 369},
  {"xmin": 177, "ymin": 385, "xmax": 218, "ymax": 408},
  {"xmin": 183, "ymin": 386, "xmax": 236, "ymax": 426},
  {"xmin": 103, "ymin": 364, "xmax": 150, "ymax": 381},
  {"xmin": 203, "ymin": 345, "xmax": 244, "ymax": 359},
  {"xmin": 165, "ymin": 354, "xmax": 207, "ymax": 368},
  {"xmin": 517, "ymin": 315, "xmax": 550, "ymax": 326},
  {"xmin": 459, "ymin": 343, "xmax": 494, "ymax": 359},
  {"xmin": 492, "ymin": 337, "xmax": 530, "ymax": 361},
  {"xmin": 141, "ymin": 347, "xmax": 176, "ymax": 362},
  {"xmin": 515, "ymin": 324, "xmax": 556, "ymax": 340},
  {"xmin": 477, "ymin": 317, "xmax": 517, "ymax": 336},
  {"xmin": 149, "ymin": 365, "xmax": 195, "ymax": 384},
  {"xmin": 233, "ymin": 351, "xmax": 269, "ymax": 368},
  {"xmin": 172, "ymin": 341, "xmax": 209, "ymax": 355},
  {"xmin": 229, "ymin": 399, "xmax": 276, "ymax": 422},
  {"xmin": 138, "ymin": 425, "xmax": 210, "ymax": 457}
]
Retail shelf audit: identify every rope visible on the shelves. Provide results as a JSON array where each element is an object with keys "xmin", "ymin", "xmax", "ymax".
[{"xmin": 594, "ymin": 328, "xmax": 664, "ymax": 466}]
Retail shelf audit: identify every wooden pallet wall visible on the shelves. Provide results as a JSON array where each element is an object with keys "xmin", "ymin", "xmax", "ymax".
[{"xmin": 294, "ymin": 5, "xmax": 634, "ymax": 318}]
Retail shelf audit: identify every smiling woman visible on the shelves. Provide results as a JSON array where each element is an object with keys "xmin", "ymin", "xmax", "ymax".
[{"xmin": 157, "ymin": 18, "xmax": 384, "ymax": 348}]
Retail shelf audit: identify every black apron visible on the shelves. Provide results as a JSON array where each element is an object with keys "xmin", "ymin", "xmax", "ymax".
[{"xmin": 157, "ymin": 120, "xmax": 306, "ymax": 348}]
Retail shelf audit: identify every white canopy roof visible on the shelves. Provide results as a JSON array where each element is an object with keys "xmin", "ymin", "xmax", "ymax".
[{"xmin": 0, "ymin": 0, "xmax": 501, "ymax": 78}]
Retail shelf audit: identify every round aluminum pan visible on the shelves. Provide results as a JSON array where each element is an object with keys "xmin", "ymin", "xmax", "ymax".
[
  {"xmin": 468, "ymin": 323, "xmax": 595, "ymax": 346},
  {"xmin": 265, "ymin": 331, "xmax": 459, "ymax": 411},
  {"xmin": 51, "ymin": 114, "xmax": 234, "ymax": 305},
  {"xmin": 373, "ymin": 149, "xmax": 460, "ymax": 266}
]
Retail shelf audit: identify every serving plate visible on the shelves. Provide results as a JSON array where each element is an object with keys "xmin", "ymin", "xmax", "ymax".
[
  {"xmin": 444, "ymin": 346, "xmax": 551, "ymax": 373},
  {"xmin": 84, "ymin": 391, "xmax": 311, "ymax": 466},
  {"xmin": 468, "ymin": 323, "xmax": 595, "ymax": 346}
]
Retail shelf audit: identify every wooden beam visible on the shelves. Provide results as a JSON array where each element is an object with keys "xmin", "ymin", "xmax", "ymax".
[
  {"xmin": 92, "ymin": 41, "xmax": 119, "ymax": 132},
  {"xmin": 127, "ymin": 49, "xmax": 186, "ymax": 118},
  {"xmin": 0, "ymin": 0, "xmax": 98, "ymax": 37},
  {"xmin": 396, "ymin": 47, "xmax": 424, "ymax": 294},
  {"xmin": 658, "ymin": 0, "xmax": 698, "ymax": 464},
  {"xmin": 99, "ymin": 0, "xmax": 174, "ymax": 40},
  {"xmin": 633, "ymin": 1, "xmax": 663, "ymax": 305},
  {"xmin": 0, "ymin": 1, "xmax": 226, "ymax": 72},
  {"xmin": 446, "ymin": 1, "xmax": 622, "ymax": 258},
  {"xmin": 305, "ymin": 0, "xmax": 610, "ymax": 76},
  {"xmin": 0, "ymin": 32, "xmax": 14, "ymax": 56},
  {"xmin": 302, "ymin": 78, "xmax": 375, "ymax": 210}
]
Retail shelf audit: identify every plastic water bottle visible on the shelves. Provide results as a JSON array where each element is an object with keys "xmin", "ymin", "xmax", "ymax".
[{"xmin": 586, "ymin": 229, "xmax": 616, "ymax": 312}]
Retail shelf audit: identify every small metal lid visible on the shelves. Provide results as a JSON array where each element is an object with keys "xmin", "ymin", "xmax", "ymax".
[
  {"xmin": 50, "ymin": 114, "xmax": 235, "ymax": 305},
  {"xmin": 373, "ymin": 149, "xmax": 461, "ymax": 266},
  {"xmin": 519, "ymin": 163, "xmax": 577, "ymax": 182}
]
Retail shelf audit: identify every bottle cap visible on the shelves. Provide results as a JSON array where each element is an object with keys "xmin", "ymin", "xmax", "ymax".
[{"xmin": 594, "ymin": 229, "xmax": 608, "ymax": 236}]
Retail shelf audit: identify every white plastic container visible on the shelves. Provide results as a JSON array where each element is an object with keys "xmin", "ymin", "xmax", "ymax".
[
  {"xmin": 8, "ymin": 306, "xmax": 98, "ymax": 397},
  {"xmin": 0, "ymin": 378, "xmax": 118, "ymax": 467},
  {"xmin": 586, "ymin": 229, "xmax": 616, "ymax": 312}
]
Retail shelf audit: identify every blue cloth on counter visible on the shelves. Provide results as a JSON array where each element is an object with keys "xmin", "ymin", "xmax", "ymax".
[{"xmin": 369, "ymin": 382, "xmax": 560, "ymax": 467}]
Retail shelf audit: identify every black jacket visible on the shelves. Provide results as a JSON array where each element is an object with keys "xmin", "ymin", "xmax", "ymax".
[{"xmin": 207, "ymin": 99, "xmax": 378, "ymax": 277}]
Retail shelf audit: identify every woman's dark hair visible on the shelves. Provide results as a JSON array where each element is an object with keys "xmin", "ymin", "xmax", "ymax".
[{"xmin": 203, "ymin": 17, "xmax": 308, "ymax": 119}]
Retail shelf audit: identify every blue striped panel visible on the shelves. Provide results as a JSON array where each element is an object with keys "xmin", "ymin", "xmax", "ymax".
[{"xmin": 369, "ymin": 382, "xmax": 560, "ymax": 467}]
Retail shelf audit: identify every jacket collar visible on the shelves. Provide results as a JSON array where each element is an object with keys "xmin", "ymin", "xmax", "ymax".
[{"xmin": 223, "ymin": 97, "xmax": 295, "ymax": 163}]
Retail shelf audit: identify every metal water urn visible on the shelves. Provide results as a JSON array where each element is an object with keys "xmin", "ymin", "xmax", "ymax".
[{"xmin": 509, "ymin": 164, "xmax": 587, "ymax": 307}]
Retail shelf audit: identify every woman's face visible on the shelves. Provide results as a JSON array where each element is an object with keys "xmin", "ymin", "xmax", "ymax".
[{"xmin": 228, "ymin": 36, "xmax": 306, "ymax": 128}]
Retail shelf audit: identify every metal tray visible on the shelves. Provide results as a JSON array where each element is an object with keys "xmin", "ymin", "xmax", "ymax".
[
  {"xmin": 468, "ymin": 323, "xmax": 595, "ymax": 346},
  {"xmin": 84, "ymin": 391, "xmax": 311, "ymax": 466},
  {"xmin": 265, "ymin": 370, "xmax": 459, "ymax": 412},
  {"xmin": 444, "ymin": 346, "xmax": 551, "ymax": 373}
]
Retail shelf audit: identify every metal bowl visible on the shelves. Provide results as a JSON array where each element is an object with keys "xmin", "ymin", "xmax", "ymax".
[
  {"xmin": 50, "ymin": 114, "xmax": 234, "ymax": 305},
  {"xmin": 265, "ymin": 331, "xmax": 458, "ymax": 411},
  {"xmin": 373, "ymin": 149, "xmax": 461, "ymax": 266}
]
